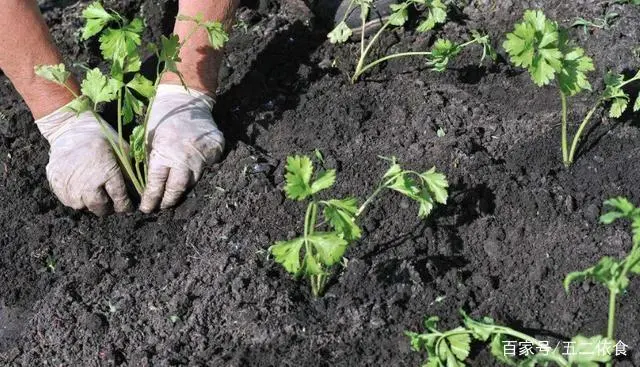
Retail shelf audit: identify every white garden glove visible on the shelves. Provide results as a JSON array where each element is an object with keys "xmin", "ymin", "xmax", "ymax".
[
  {"xmin": 139, "ymin": 84, "xmax": 225, "ymax": 213},
  {"xmin": 35, "ymin": 108, "xmax": 133, "ymax": 216}
]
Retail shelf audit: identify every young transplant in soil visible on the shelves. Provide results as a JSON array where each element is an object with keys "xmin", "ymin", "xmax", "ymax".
[
  {"xmin": 34, "ymin": 1, "xmax": 228, "ymax": 194},
  {"xmin": 269, "ymin": 154, "xmax": 448, "ymax": 297},
  {"xmin": 504, "ymin": 10, "xmax": 640, "ymax": 167},
  {"xmin": 407, "ymin": 197, "xmax": 640, "ymax": 366},
  {"xmin": 328, "ymin": 0, "xmax": 496, "ymax": 82}
]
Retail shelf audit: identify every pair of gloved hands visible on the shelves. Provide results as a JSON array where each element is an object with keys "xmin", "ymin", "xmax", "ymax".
[{"xmin": 34, "ymin": 84, "xmax": 225, "ymax": 216}]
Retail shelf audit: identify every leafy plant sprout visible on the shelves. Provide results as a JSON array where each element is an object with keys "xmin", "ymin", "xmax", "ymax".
[
  {"xmin": 504, "ymin": 10, "xmax": 640, "ymax": 167},
  {"xmin": 565, "ymin": 197, "xmax": 640, "ymax": 367},
  {"xmin": 34, "ymin": 2, "xmax": 229, "ymax": 194},
  {"xmin": 406, "ymin": 311, "xmax": 612, "ymax": 366},
  {"xmin": 571, "ymin": 12, "xmax": 619, "ymax": 34},
  {"xmin": 269, "ymin": 154, "xmax": 448, "ymax": 297},
  {"xmin": 407, "ymin": 197, "xmax": 640, "ymax": 366},
  {"xmin": 328, "ymin": 0, "xmax": 496, "ymax": 82}
]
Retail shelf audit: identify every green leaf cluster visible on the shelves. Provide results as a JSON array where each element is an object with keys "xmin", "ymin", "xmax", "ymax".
[
  {"xmin": 177, "ymin": 14, "xmax": 229, "ymax": 49},
  {"xmin": 407, "ymin": 311, "xmax": 612, "ymax": 366},
  {"xmin": 565, "ymin": 197, "xmax": 640, "ymax": 295},
  {"xmin": 602, "ymin": 71, "xmax": 640, "ymax": 118},
  {"xmin": 328, "ymin": 0, "xmax": 447, "ymax": 45},
  {"xmin": 270, "ymin": 155, "xmax": 354, "ymax": 294},
  {"xmin": 503, "ymin": 10, "xmax": 594, "ymax": 94},
  {"xmin": 405, "ymin": 316, "xmax": 471, "ymax": 367},
  {"xmin": 270, "ymin": 154, "xmax": 448, "ymax": 296},
  {"xmin": 284, "ymin": 155, "xmax": 336, "ymax": 201},
  {"xmin": 34, "ymin": 64, "xmax": 71, "ymax": 85},
  {"xmin": 382, "ymin": 157, "xmax": 448, "ymax": 218}
]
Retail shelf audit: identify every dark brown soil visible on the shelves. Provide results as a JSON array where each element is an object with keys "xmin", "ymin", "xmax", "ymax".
[{"xmin": 1, "ymin": 0, "xmax": 640, "ymax": 366}]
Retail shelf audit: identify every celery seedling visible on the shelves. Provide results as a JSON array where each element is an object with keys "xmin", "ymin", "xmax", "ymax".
[
  {"xmin": 269, "ymin": 155, "xmax": 448, "ymax": 296},
  {"xmin": 328, "ymin": 0, "xmax": 496, "ymax": 82},
  {"xmin": 408, "ymin": 197, "xmax": 640, "ymax": 366},
  {"xmin": 504, "ymin": 10, "xmax": 640, "ymax": 167},
  {"xmin": 406, "ymin": 311, "xmax": 612, "ymax": 366},
  {"xmin": 34, "ymin": 2, "xmax": 228, "ymax": 194},
  {"xmin": 564, "ymin": 197, "xmax": 640, "ymax": 367}
]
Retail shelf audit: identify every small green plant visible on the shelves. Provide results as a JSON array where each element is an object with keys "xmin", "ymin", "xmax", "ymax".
[
  {"xmin": 406, "ymin": 311, "xmax": 612, "ymax": 366},
  {"xmin": 504, "ymin": 10, "xmax": 640, "ymax": 167},
  {"xmin": 45, "ymin": 255, "xmax": 57, "ymax": 273},
  {"xmin": 564, "ymin": 197, "xmax": 640, "ymax": 367},
  {"xmin": 328, "ymin": 0, "xmax": 496, "ymax": 82},
  {"xmin": 269, "ymin": 154, "xmax": 448, "ymax": 296},
  {"xmin": 572, "ymin": 13, "xmax": 619, "ymax": 34},
  {"xmin": 34, "ymin": 2, "xmax": 229, "ymax": 194},
  {"xmin": 407, "ymin": 197, "xmax": 640, "ymax": 366}
]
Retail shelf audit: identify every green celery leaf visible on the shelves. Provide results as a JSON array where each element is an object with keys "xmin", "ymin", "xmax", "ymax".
[
  {"xmin": 307, "ymin": 232, "xmax": 348, "ymax": 266},
  {"xmin": 417, "ymin": 0, "xmax": 447, "ymax": 32},
  {"xmin": 503, "ymin": 10, "xmax": 563, "ymax": 87},
  {"xmin": 567, "ymin": 335, "xmax": 613, "ymax": 365},
  {"xmin": 328, "ymin": 21, "xmax": 352, "ymax": 44},
  {"xmin": 421, "ymin": 167, "xmax": 449, "ymax": 204},
  {"xmin": 204, "ymin": 21, "xmax": 229, "ymax": 49},
  {"xmin": 81, "ymin": 68, "xmax": 120, "ymax": 107},
  {"xmin": 284, "ymin": 155, "xmax": 314, "ymax": 200},
  {"xmin": 311, "ymin": 169, "xmax": 336, "ymax": 194},
  {"xmin": 99, "ymin": 18, "xmax": 143, "ymax": 67},
  {"xmin": 159, "ymin": 34, "xmax": 181, "ymax": 74},
  {"xmin": 64, "ymin": 96, "xmax": 91, "ymax": 115},
  {"xmin": 388, "ymin": 3, "xmax": 409, "ymax": 26},
  {"xmin": 126, "ymin": 73, "xmax": 155, "ymax": 98},
  {"xmin": 557, "ymin": 44, "xmax": 594, "ymax": 96},
  {"xmin": 269, "ymin": 237, "xmax": 305, "ymax": 275},
  {"xmin": 129, "ymin": 125, "xmax": 145, "ymax": 163},
  {"xmin": 302, "ymin": 252, "xmax": 323, "ymax": 275},
  {"xmin": 34, "ymin": 64, "xmax": 70, "ymax": 86},
  {"xmin": 123, "ymin": 88, "xmax": 144, "ymax": 124},
  {"xmin": 429, "ymin": 39, "xmax": 461, "ymax": 72},
  {"xmin": 447, "ymin": 331, "xmax": 471, "ymax": 361},
  {"xmin": 81, "ymin": 1, "xmax": 116, "ymax": 40},
  {"xmin": 609, "ymin": 97, "xmax": 629, "ymax": 118},
  {"xmin": 322, "ymin": 198, "xmax": 361, "ymax": 241},
  {"xmin": 461, "ymin": 310, "xmax": 494, "ymax": 341}
]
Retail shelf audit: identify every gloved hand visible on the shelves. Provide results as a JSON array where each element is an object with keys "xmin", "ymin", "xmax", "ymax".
[
  {"xmin": 35, "ymin": 108, "xmax": 133, "ymax": 216},
  {"xmin": 139, "ymin": 84, "xmax": 225, "ymax": 213}
]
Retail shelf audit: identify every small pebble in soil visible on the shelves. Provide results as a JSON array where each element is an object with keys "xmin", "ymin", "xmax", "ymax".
[
  {"xmin": 483, "ymin": 239, "xmax": 501, "ymax": 260},
  {"xmin": 583, "ymin": 203, "xmax": 600, "ymax": 222}
]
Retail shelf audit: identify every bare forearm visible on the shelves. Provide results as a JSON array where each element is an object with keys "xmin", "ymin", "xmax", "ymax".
[
  {"xmin": 0, "ymin": 0, "xmax": 78, "ymax": 119},
  {"xmin": 161, "ymin": 0, "xmax": 240, "ymax": 94}
]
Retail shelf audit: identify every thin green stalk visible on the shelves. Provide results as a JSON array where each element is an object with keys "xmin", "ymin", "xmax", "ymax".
[
  {"xmin": 355, "ymin": 174, "xmax": 400, "ymax": 217},
  {"xmin": 139, "ymin": 22, "xmax": 203, "ymax": 175},
  {"xmin": 116, "ymin": 89, "xmax": 127, "ymax": 169},
  {"xmin": 356, "ymin": 52, "xmax": 433, "ymax": 79},
  {"xmin": 135, "ymin": 161, "xmax": 144, "ymax": 186},
  {"xmin": 353, "ymin": 21, "xmax": 392, "ymax": 82},
  {"xmin": 304, "ymin": 201, "xmax": 324, "ymax": 297},
  {"xmin": 560, "ymin": 91, "xmax": 569, "ymax": 166},
  {"xmin": 606, "ymin": 290, "xmax": 617, "ymax": 367},
  {"xmin": 354, "ymin": 35, "xmax": 482, "ymax": 82},
  {"xmin": 607, "ymin": 290, "xmax": 617, "ymax": 340},
  {"xmin": 62, "ymin": 84, "xmax": 144, "ymax": 194},
  {"xmin": 567, "ymin": 102, "xmax": 600, "ymax": 165}
]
